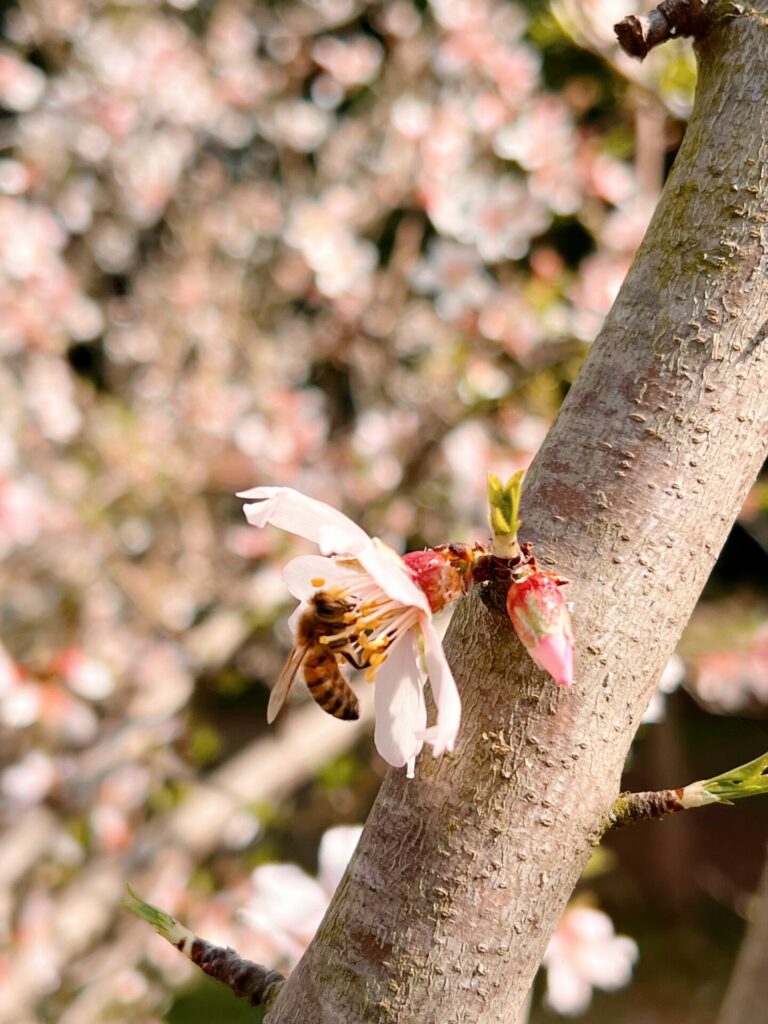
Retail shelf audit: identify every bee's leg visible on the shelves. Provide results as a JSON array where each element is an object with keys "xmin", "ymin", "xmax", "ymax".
[
  {"xmin": 337, "ymin": 650, "xmax": 370, "ymax": 671},
  {"xmin": 322, "ymin": 627, "xmax": 356, "ymax": 647}
]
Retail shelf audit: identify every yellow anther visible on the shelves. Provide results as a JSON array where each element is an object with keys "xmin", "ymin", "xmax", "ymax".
[
  {"xmin": 310, "ymin": 577, "xmax": 326, "ymax": 588},
  {"xmin": 365, "ymin": 667, "xmax": 378, "ymax": 684}
]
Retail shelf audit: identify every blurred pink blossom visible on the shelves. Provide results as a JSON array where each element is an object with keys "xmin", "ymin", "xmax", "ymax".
[
  {"xmin": 570, "ymin": 252, "xmax": 634, "ymax": 341},
  {"xmin": 0, "ymin": 51, "xmax": 45, "ymax": 111},
  {"xmin": 0, "ymin": 475, "xmax": 46, "ymax": 554},
  {"xmin": 642, "ymin": 653, "xmax": 685, "ymax": 724},
  {"xmin": 420, "ymin": 102, "xmax": 473, "ymax": 176},
  {"xmin": 240, "ymin": 825, "xmax": 363, "ymax": 967},
  {"xmin": 24, "ymin": 355, "xmax": 83, "ymax": 443},
  {"xmin": 493, "ymin": 96, "xmax": 574, "ymax": 173},
  {"xmin": 477, "ymin": 287, "xmax": 541, "ymax": 359},
  {"xmin": 690, "ymin": 626, "xmax": 768, "ymax": 710},
  {"xmin": 0, "ymin": 676, "xmax": 41, "ymax": 729},
  {"xmin": 426, "ymin": 174, "xmax": 549, "ymax": 262},
  {"xmin": 543, "ymin": 905, "xmax": 638, "ymax": 1015},
  {"xmin": 0, "ymin": 159, "xmax": 31, "ymax": 195},
  {"xmin": 53, "ymin": 648, "xmax": 114, "ymax": 700},
  {"xmin": 586, "ymin": 152, "xmax": 636, "ymax": 205},
  {"xmin": 442, "ymin": 421, "xmax": 493, "ymax": 523},
  {"xmin": 286, "ymin": 197, "xmax": 377, "ymax": 300},
  {"xmin": 391, "ymin": 95, "xmax": 432, "ymax": 139},
  {"xmin": 312, "ymin": 35, "xmax": 384, "ymax": 88},
  {"xmin": 267, "ymin": 100, "xmax": 331, "ymax": 153},
  {"xmin": 601, "ymin": 196, "xmax": 656, "ymax": 251},
  {"xmin": 16, "ymin": 889, "xmax": 62, "ymax": 993},
  {"xmin": 410, "ymin": 240, "xmax": 493, "ymax": 322},
  {"xmin": 2, "ymin": 750, "xmax": 57, "ymax": 806},
  {"xmin": 90, "ymin": 804, "xmax": 133, "ymax": 853}
]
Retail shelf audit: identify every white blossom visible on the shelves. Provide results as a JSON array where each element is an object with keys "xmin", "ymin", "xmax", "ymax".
[
  {"xmin": 543, "ymin": 905, "xmax": 638, "ymax": 1016},
  {"xmin": 239, "ymin": 486, "xmax": 463, "ymax": 776}
]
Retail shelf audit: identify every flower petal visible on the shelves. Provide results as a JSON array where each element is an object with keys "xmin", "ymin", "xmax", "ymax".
[
  {"xmin": 282, "ymin": 555, "xmax": 361, "ymax": 601},
  {"xmin": 578, "ymin": 936, "xmax": 637, "ymax": 989},
  {"xmin": 357, "ymin": 539, "xmax": 430, "ymax": 613},
  {"xmin": 373, "ymin": 629, "xmax": 426, "ymax": 776},
  {"xmin": 286, "ymin": 601, "xmax": 308, "ymax": 637},
  {"xmin": 545, "ymin": 960, "xmax": 593, "ymax": 1016},
  {"xmin": 239, "ymin": 486, "xmax": 371, "ymax": 555},
  {"xmin": 418, "ymin": 619, "xmax": 462, "ymax": 757}
]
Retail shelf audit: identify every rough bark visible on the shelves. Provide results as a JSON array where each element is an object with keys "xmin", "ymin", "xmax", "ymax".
[
  {"xmin": 717, "ymin": 845, "xmax": 768, "ymax": 1024},
  {"xmin": 267, "ymin": 7, "xmax": 768, "ymax": 1023}
]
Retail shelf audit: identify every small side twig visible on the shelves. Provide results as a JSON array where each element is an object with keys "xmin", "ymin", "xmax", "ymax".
[
  {"xmin": 608, "ymin": 750, "xmax": 768, "ymax": 830},
  {"xmin": 123, "ymin": 886, "xmax": 285, "ymax": 1008},
  {"xmin": 614, "ymin": 0, "xmax": 714, "ymax": 59},
  {"xmin": 610, "ymin": 787, "xmax": 686, "ymax": 827}
]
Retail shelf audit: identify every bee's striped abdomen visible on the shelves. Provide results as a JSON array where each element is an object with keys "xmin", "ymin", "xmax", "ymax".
[{"xmin": 303, "ymin": 647, "xmax": 360, "ymax": 720}]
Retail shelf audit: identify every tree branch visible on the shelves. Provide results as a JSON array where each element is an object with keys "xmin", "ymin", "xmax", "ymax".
[{"xmin": 613, "ymin": 0, "xmax": 730, "ymax": 59}]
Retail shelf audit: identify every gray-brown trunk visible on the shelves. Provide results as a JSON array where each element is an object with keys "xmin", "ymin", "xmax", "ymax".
[{"xmin": 267, "ymin": 7, "xmax": 768, "ymax": 1023}]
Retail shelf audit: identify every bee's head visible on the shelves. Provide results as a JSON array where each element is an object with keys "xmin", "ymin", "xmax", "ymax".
[{"xmin": 312, "ymin": 591, "xmax": 351, "ymax": 621}]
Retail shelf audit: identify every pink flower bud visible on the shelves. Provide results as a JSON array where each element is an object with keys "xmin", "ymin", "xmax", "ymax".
[
  {"xmin": 402, "ymin": 545, "xmax": 475, "ymax": 613},
  {"xmin": 506, "ymin": 572, "xmax": 574, "ymax": 687}
]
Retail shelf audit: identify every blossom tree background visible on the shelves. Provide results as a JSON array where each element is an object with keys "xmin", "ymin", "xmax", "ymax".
[{"xmin": 1, "ymin": 0, "xmax": 767, "ymax": 1022}]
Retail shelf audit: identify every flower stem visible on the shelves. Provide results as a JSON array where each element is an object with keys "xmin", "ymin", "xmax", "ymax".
[{"xmin": 123, "ymin": 886, "xmax": 285, "ymax": 1008}]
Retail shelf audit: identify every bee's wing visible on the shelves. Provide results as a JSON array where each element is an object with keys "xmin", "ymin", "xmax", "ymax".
[{"xmin": 267, "ymin": 645, "xmax": 307, "ymax": 723}]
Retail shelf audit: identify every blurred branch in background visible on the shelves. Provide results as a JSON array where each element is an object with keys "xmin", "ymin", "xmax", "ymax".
[
  {"xmin": 0, "ymin": 691, "xmax": 373, "ymax": 1024},
  {"xmin": 717, "ymin": 843, "xmax": 768, "ymax": 1024}
]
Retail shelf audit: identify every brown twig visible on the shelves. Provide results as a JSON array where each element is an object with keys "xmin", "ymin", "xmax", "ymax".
[
  {"xmin": 614, "ymin": 0, "xmax": 715, "ymax": 59},
  {"xmin": 609, "ymin": 787, "xmax": 685, "ymax": 828},
  {"xmin": 123, "ymin": 887, "xmax": 285, "ymax": 1008},
  {"xmin": 184, "ymin": 938, "xmax": 285, "ymax": 1007},
  {"xmin": 610, "ymin": 748, "xmax": 768, "ymax": 831}
]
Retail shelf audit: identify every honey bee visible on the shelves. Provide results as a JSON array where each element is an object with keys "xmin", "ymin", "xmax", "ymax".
[{"xmin": 268, "ymin": 591, "xmax": 367, "ymax": 723}]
